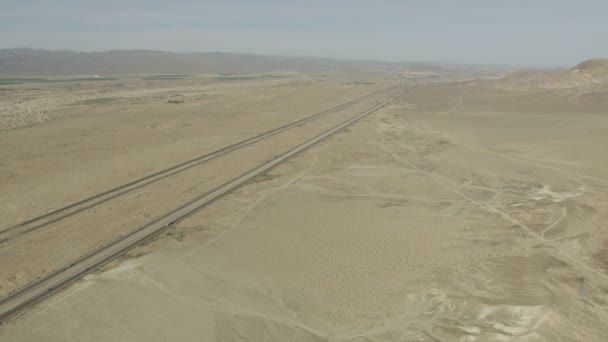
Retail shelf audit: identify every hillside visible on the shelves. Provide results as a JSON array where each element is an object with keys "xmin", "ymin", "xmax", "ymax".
[
  {"xmin": 572, "ymin": 59, "xmax": 608, "ymax": 80},
  {"xmin": 496, "ymin": 58, "xmax": 608, "ymax": 91}
]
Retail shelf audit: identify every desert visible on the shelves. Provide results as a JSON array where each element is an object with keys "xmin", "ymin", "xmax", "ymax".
[{"xmin": 0, "ymin": 47, "xmax": 607, "ymax": 341}]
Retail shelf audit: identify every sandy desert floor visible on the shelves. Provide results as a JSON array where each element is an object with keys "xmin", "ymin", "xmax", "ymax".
[
  {"xmin": 0, "ymin": 72, "xmax": 398, "ymax": 295},
  {"xmin": 1, "ymin": 73, "xmax": 608, "ymax": 341}
]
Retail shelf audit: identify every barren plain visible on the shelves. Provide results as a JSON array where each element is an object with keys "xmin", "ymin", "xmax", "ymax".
[{"xmin": 1, "ymin": 64, "xmax": 608, "ymax": 341}]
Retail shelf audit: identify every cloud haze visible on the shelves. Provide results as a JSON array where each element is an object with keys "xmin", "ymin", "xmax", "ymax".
[{"xmin": 1, "ymin": 0, "xmax": 607, "ymax": 66}]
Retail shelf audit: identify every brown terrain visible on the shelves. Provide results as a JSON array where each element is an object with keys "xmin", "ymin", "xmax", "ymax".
[{"xmin": 0, "ymin": 55, "xmax": 607, "ymax": 341}]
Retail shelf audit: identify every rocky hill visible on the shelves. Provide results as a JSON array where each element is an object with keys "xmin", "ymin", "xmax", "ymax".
[{"xmin": 496, "ymin": 59, "xmax": 608, "ymax": 91}]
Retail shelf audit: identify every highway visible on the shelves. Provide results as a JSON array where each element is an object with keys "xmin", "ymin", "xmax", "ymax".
[
  {"xmin": 0, "ymin": 87, "xmax": 393, "ymax": 245},
  {"xmin": 0, "ymin": 89, "xmax": 405, "ymax": 323}
]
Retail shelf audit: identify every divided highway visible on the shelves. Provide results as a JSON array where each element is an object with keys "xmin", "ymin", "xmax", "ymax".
[
  {"xmin": 0, "ymin": 87, "xmax": 392, "ymax": 244},
  {"xmin": 0, "ymin": 89, "xmax": 405, "ymax": 323}
]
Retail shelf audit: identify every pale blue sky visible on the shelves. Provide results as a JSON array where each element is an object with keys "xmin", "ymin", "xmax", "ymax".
[{"xmin": 1, "ymin": 0, "xmax": 607, "ymax": 66}]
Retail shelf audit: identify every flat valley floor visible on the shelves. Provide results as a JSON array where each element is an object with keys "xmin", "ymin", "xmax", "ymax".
[{"xmin": 1, "ymin": 73, "xmax": 608, "ymax": 341}]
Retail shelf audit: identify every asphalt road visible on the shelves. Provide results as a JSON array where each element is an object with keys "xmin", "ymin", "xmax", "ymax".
[
  {"xmin": 0, "ymin": 87, "xmax": 392, "ymax": 244},
  {"xmin": 0, "ymin": 89, "xmax": 405, "ymax": 323}
]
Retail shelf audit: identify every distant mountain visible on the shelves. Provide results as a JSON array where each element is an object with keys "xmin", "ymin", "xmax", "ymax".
[
  {"xmin": 0, "ymin": 48, "xmax": 514, "ymax": 77},
  {"xmin": 0, "ymin": 48, "xmax": 399, "ymax": 76}
]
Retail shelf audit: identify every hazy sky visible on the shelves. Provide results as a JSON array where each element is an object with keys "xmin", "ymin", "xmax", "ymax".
[{"xmin": 1, "ymin": 0, "xmax": 607, "ymax": 66}]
